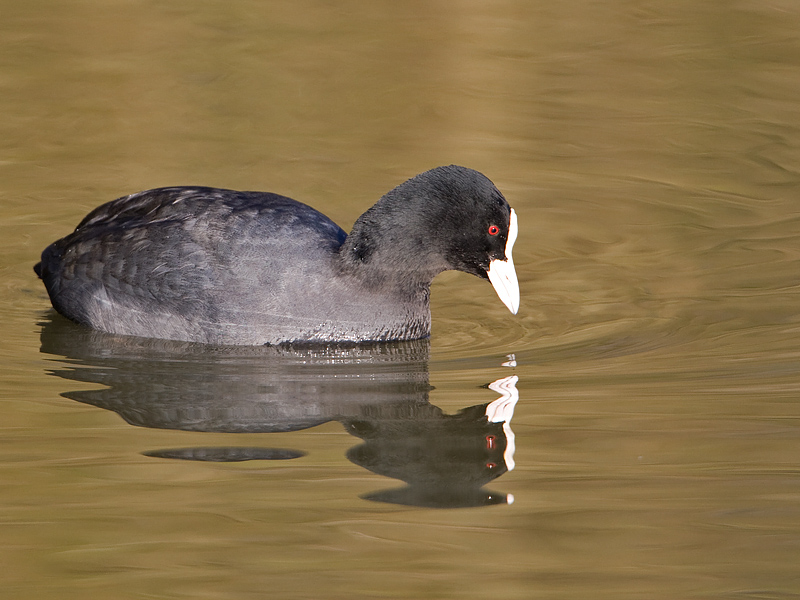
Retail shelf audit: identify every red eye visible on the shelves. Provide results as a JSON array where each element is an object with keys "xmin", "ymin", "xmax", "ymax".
[{"xmin": 488, "ymin": 225, "xmax": 499, "ymax": 236}]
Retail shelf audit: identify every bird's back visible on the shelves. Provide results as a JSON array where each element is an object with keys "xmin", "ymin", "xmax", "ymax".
[{"xmin": 37, "ymin": 187, "xmax": 350, "ymax": 344}]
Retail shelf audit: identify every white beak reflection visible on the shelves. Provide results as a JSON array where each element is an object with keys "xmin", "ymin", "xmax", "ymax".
[{"xmin": 485, "ymin": 374, "xmax": 519, "ymax": 471}]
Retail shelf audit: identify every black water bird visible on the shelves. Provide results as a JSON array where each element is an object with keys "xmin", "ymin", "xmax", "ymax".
[{"xmin": 35, "ymin": 166, "xmax": 519, "ymax": 345}]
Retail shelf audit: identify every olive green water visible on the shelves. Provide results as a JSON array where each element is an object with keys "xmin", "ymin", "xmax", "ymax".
[{"xmin": 2, "ymin": 1, "xmax": 800, "ymax": 598}]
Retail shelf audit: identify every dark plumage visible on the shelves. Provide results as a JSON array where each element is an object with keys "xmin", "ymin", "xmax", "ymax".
[{"xmin": 35, "ymin": 165, "xmax": 519, "ymax": 345}]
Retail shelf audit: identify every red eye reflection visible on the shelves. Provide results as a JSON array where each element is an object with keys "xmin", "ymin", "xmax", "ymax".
[{"xmin": 488, "ymin": 225, "xmax": 499, "ymax": 236}]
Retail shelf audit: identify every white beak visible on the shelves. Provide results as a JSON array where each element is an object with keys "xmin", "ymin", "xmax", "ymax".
[{"xmin": 487, "ymin": 208, "xmax": 520, "ymax": 314}]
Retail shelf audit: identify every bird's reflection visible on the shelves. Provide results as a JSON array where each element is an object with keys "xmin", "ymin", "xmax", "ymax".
[
  {"xmin": 39, "ymin": 313, "xmax": 520, "ymax": 508},
  {"xmin": 351, "ymin": 375, "xmax": 518, "ymax": 508}
]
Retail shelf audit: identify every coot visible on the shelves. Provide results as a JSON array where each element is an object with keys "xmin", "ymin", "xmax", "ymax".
[{"xmin": 35, "ymin": 165, "xmax": 519, "ymax": 345}]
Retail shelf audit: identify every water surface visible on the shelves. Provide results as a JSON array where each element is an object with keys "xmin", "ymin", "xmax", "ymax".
[{"xmin": 2, "ymin": 1, "xmax": 800, "ymax": 598}]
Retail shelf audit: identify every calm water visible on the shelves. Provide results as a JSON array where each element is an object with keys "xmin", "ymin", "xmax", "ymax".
[{"xmin": 2, "ymin": 1, "xmax": 800, "ymax": 598}]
